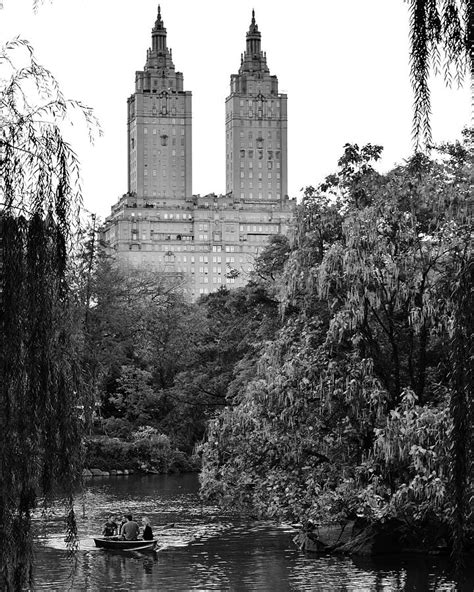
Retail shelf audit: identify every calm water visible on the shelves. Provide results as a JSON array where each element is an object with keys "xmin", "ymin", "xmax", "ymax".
[{"xmin": 31, "ymin": 473, "xmax": 473, "ymax": 591}]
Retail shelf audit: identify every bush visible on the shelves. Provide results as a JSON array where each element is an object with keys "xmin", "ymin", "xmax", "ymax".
[
  {"xmin": 101, "ymin": 417, "xmax": 133, "ymax": 439},
  {"xmin": 83, "ymin": 427, "xmax": 200, "ymax": 473}
]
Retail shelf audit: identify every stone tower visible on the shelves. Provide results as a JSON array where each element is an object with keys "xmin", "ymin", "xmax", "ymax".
[
  {"xmin": 101, "ymin": 7, "xmax": 295, "ymax": 299},
  {"xmin": 225, "ymin": 11, "xmax": 288, "ymax": 202},
  {"xmin": 127, "ymin": 5, "xmax": 192, "ymax": 201}
]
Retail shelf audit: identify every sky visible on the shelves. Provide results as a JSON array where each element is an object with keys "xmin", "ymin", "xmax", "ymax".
[{"xmin": 0, "ymin": 0, "xmax": 471, "ymax": 219}]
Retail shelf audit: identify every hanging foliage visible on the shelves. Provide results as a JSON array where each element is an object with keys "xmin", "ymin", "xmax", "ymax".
[
  {"xmin": 405, "ymin": 0, "xmax": 472, "ymax": 148},
  {"xmin": 0, "ymin": 39, "xmax": 98, "ymax": 591}
]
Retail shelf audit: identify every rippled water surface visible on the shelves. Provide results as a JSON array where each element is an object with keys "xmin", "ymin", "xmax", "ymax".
[{"xmin": 32, "ymin": 473, "xmax": 473, "ymax": 591}]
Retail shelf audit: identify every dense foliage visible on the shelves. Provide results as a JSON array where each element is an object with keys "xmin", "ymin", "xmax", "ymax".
[
  {"xmin": 200, "ymin": 134, "xmax": 473, "ymax": 561},
  {"xmin": 0, "ymin": 41, "xmax": 97, "ymax": 590},
  {"xmin": 77, "ymin": 245, "xmax": 283, "ymax": 471}
]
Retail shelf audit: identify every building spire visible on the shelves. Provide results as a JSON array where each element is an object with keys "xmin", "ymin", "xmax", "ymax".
[
  {"xmin": 246, "ymin": 9, "xmax": 261, "ymax": 56},
  {"xmin": 152, "ymin": 4, "xmax": 167, "ymax": 52},
  {"xmin": 250, "ymin": 9, "xmax": 258, "ymax": 33},
  {"xmin": 155, "ymin": 4, "xmax": 164, "ymax": 29}
]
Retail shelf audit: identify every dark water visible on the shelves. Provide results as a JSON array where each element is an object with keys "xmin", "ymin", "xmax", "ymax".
[{"xmin": 32, "ymin": 473, "xmax": 473, "ymax": 591}]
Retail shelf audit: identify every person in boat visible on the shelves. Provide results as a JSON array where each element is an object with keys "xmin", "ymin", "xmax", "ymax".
[
  {"xmin": 102, "ymin": 514, "xmax": 118, "ymax": 537},
  {"xmin": 121, "ymin": 514, "xmax": 140, "ymax": 540},
  {"xmin": 142, "ymin": 516, "xmax": 153, "ymax": 541},
  {"xmin": 118, "ymin": 511, "xmax": 130, "ymax": 536}
]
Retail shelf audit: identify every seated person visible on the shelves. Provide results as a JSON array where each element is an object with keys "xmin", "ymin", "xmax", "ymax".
[
  {"xmin": 121, "ymin": 514, "xmax": 140, "ymax": 540},
  {"xmin": 102, "ymin": 515, "xmax": 118, "ymax": 537},
  {"xmin": 142, "ymin": 517, "xmax": 153, "ymax": 540}
]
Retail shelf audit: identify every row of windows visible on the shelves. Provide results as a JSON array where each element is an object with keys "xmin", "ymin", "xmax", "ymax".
[
  {"xmin": 137, "ymin": 225, "xmax": 276, "ymax": 235},
  {"xmin": 142, "ymin": 137, "xmax": 185, "ymax": 150},
  {"xmin": 143, "ymin": 127, "xmax": 186, "ymax": 136},
  {"xmin": 237, "ymin": 109, "xmax": 279, "ymax": 118},
  {"xmin": 144, "ymin": 150, "xmax": 185, "ymax": 158},
  {"xmin": 122, "ymin": 241, "xmax": 258, "ymax": 253},
  {"xmin": 241, "ymin": 182, "xmax": 281, "ymax": 191},
  {"xmin": 240, "ymin": 192, "xmax": 281, "ymax": 200},
  {"xmin": 239, "ymin": 149, "xmax": 281, "ymax": 159},
  {"xmin": 239, "ymin": 99, "xmax": 280, "ymax": 108},
  {"xmin": 239, "ymin": 130, "xmax": 281, "ymax": 140},
  {"xmin": 144, "ymin": 170, "xmax": 185, "ymax": 177},
  {"xmin": 144, "ymin": 120, "xmax": 185, "ymax": 130},
  {"xmin": 240, "ymin": 171, "xmax": 279, "ymax": 179}
]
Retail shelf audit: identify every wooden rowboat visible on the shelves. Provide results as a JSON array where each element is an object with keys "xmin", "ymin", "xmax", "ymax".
[{"xmin": 93, "ymin": 537, "xmax": 158, "ymax": 552}]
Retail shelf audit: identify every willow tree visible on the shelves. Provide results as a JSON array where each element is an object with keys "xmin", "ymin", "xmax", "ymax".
[
  {"xmin": 0, "ymin": 39, "xmax": 98, "ymax": 590},
  {"xmin": 406, "ymin": 0, "xmax": 473, "ymax": 147}
]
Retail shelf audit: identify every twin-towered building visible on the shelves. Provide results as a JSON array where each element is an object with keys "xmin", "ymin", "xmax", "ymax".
[{"xmin": 101, "ymin": 6, "xmax": 295, "ymax": 298}]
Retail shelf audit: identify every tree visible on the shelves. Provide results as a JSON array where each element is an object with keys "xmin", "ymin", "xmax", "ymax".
[
  {"xmin": 406, "ymin": 0, "xmax": 473, "ymax": 147},
  {"xmin": 201, "ymin": 138, "xmax": 473, "ymax": 563},
  {"xmin": 0, "ymin": 40, "xmax": 98, "ymax": 590}
]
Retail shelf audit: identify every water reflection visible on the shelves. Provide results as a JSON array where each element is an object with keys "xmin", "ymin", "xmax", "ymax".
[{"xmin": 31, "ymin": 474, "xmax": 474, "ymax": 591}]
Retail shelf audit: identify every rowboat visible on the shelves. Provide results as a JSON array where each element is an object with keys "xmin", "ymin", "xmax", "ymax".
[{"xmin": 93, "ymin": 537, "xmax": 158, "ymax": 552}]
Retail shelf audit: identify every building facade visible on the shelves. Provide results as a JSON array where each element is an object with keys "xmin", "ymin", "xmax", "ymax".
[
  {"xmin": 101, "ymin": 8, "xmax": 295, "ymax": 299},
  {"xmin": 225, "ymin": 10, "xmax": 288, "ymax": 202},
  {"xmin": 127, "ymin": 6, "xmax": 192, "ymax": 200}
]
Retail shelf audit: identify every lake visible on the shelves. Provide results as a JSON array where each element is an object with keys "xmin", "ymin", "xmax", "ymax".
[{"xmin": 31, "ymin": 473, "xmax": 473, "ymax": 591}]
